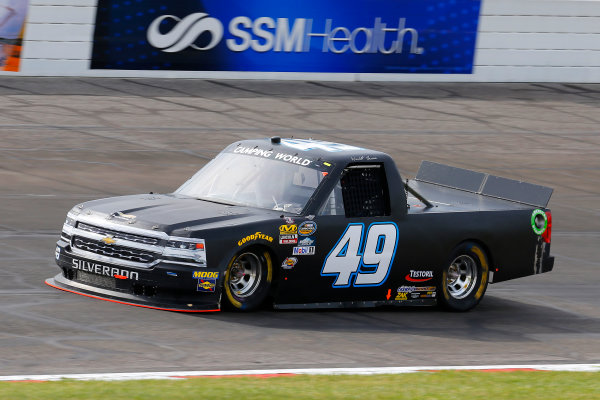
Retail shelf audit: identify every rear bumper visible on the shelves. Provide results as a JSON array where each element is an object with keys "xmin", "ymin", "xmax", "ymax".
[
  {"xmin": 51, "ymin": 240, "xmax": 221, "ymax": 312},
  {"xmin": 542, "ymin": 255, "xmax": 554, "ymax": 273}
]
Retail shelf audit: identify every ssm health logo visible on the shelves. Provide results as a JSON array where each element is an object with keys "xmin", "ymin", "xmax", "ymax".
[{"xmin": 147, "ymin": 12, "xmax": 423, "ymax": 55}]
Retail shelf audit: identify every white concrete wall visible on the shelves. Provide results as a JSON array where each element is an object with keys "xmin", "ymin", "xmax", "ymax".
[{"xmin": 4, "ymin": 0, "xmax": 600, "ymax": 82}]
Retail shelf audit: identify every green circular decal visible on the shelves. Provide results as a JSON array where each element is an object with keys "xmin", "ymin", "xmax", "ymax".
[{"xmin": 531, "ymin": 209, "xmax": 548, "ymax": 235}]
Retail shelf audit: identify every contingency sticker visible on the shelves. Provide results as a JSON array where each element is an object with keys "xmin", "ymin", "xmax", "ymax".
[
  {"xmin": 194, "ymin": 271, "xmax": 219, "ymax": 292},
  {"xmin": 281, "ymin": 257, "xmax": 298, "ymax": 269},
  {"xmin": 298, "ymin": 221, "xmax": 317, "ymax": 236}
]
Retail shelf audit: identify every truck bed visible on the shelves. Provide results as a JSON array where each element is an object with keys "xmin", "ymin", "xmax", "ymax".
[{"xmin": 406, "ymin": 180, "xmax": 533, "ymax": 214}]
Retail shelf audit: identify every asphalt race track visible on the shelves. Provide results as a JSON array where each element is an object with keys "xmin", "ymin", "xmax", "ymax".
[{"xmin": 0, "ymin": 78, "xmax": 599, "ymax": 375}]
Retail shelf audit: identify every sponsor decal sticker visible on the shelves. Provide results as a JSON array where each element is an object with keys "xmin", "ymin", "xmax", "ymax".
[
  {"xmin": 397, "ymin": 285, "xmax": 416, "ymax": 293},
  {"xmin": 406, "ymin": 270, "xmax": 433, "ymax": 282},
  {"xmin": 298, "ymin": 221, "xmax": 317, "ymax": 236},
  {"xmin": 237, "ymin": 231, "xmax": 274, "ymax": 246},
  {"xmin": 281, "ymin": 257, "xmax": 298, "ymax": 269},
  {"xmin": 232, "ymin": 146, "xmax": 313, "ymax": 166},
  {"xmin": 72, "ymin": 259, "xmax": 139, "ymax": 281},
  {"xmin": 279, "ymin": 234, "xmax": 298, "ymax": 245},
  {"xmin": 194, "ymin": 271, "xmax": 219, "ymax": 292},
  {"xmin": 531, "ymin": 209, "xmax": 548, "ymax": 235},
  {"xmin": 298, "ymin": 237, "xmax": 315, "ymax": 246},
  {"xmin": 197, "ymin": 278, "xmax": 217, "ymax": 292},
  {"xmin": 293, "ymin": 246, "xmax": 315, "ymax": 255},
  {"xmin": 284, "ymin": 217, "xmax": 295, "ymax": 225},
  {"xmin": 398, "ymin": 285, "xmax": 436, "ymax": 298},
  {"xmin": 193, "ymin": 271, "xmax": 219, "ymax": 279},
  {"xmin": 395, "ymin": 292, "xmax": 408, "ymax": 301},
  {"xmin": 279, "ymin": 224, "xmax": 298, "ymax": 234}
]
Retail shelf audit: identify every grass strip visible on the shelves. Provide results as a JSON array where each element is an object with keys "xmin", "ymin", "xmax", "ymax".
[{"xmin": 1, "ymin": 371, "xmax": 599, "ymax": 400}]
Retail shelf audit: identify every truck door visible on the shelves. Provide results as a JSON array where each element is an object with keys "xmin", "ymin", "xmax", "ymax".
[{"xmin": 275, "ymin": 163, "xmax": 408, "ymax": 306}]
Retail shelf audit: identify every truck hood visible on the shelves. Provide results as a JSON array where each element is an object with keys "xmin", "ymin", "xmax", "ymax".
[{"xmin": 71, "ymin": 193, "xmax": 277, "ymax": 235}]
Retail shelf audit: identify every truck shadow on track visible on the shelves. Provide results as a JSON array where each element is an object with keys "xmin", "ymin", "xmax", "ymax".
[{"xmin": 205, "ymin": 295, "xmax": 600, "ymax": 344}]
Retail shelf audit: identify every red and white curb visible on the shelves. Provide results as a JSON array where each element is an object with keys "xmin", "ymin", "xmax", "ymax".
[{"xmin": 1, "ymin": 364, "xmax": 599, "ymax": 382}]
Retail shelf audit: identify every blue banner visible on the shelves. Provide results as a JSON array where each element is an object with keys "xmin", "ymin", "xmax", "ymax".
[{"xmin": 91, "ymin": 0, "xmax": 481, "ymax": 74}]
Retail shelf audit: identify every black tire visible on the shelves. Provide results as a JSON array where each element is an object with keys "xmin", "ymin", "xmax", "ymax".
[
  {"xmin": 438, "ymin": 242, "xmax": 489, "ymax": 312},
  {"xmin": 223, "ymin": 249, "xmax": 273, "ymax": 311}
]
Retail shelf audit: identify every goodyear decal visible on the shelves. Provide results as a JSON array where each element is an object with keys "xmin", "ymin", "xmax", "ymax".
[{"xmin": 238, "ymin": 231, "xmax": 274, "ymax": 246}]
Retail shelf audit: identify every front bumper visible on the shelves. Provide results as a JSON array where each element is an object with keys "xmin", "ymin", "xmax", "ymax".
[{"xmin": 51, "ymin": 240, "xmax": 221, "ymax": 312}]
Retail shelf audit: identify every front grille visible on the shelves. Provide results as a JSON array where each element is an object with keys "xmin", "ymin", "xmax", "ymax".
[
  {"xmin": 76, "ymin": 270, "xmax": 117, "ymax": 289},
  {"xmin": 77, "ymin": 222, "xmax": 160, "ymax": 246},
  {"xmin": 73, "ymin": 236, "xmax": 157, "ymax": 264}
]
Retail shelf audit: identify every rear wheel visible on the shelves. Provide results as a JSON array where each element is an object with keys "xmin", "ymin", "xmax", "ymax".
[
  {"xmin": 223, "ymin": 249, "xmax": 272, "ymax": 311},
  {"xmin": 438, "ymin": 242, "xmax": 489, "ymax": 312}
]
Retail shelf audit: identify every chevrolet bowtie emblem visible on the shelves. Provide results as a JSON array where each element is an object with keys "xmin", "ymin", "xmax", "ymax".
[{"xmin": 101, "ymin": 236, "xmax": 117, "ymax": 245}]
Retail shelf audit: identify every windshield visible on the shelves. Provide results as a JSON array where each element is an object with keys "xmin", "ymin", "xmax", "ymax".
[{"xmin": 176, "ymin": 152, "xmax": 327, "ymax": 214}]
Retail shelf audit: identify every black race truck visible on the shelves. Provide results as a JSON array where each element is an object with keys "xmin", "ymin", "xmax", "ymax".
[{"xmin": 48, "ymin": 138, "xmax": 554, "ymax": 312}]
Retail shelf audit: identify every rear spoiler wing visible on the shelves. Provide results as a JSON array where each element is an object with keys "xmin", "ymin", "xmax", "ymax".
[{"xmin": 415, "ymin": 161, "xmax": 553, "ymax": 208}]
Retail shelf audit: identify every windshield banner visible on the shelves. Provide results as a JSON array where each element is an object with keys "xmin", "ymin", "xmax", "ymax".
[
  {"xmin": 91, "ymin": 0, "xmax": 482, "ymax": 74},
  {"xmin": 0, "ymin": 0, "xmax": 28, "ymax": 72}
]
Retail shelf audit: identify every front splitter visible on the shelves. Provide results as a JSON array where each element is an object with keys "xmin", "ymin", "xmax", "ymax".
[{"xmin": 46, "ymin": 274, "xmax": 220, "ymax": 313}]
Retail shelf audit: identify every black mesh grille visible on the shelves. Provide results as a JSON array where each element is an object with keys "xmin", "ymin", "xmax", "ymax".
[
  {"xmin": 73, "ymin": 236, "xmax": 157, "ymax": 263},
  {"xmin": 77, "ymin": 222, "xmax": 160, "ymax": 246},
  {"xmin": 76, "ymin": 270, "xmax": 117, "ymax": 289},
  {"xmin": 341, "ymin": 166, "xmax": 389, "ymax": 218}
]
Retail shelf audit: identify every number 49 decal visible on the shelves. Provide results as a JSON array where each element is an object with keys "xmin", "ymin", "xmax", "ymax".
[{"xmin": 321, "ymin": 223, "xmax": 398, "ymax": 287}]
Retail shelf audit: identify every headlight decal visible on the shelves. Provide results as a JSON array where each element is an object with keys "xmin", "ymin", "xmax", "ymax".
[{"xmin": 164, "ymin": 238, "xmax": 207, "ymax": 265}]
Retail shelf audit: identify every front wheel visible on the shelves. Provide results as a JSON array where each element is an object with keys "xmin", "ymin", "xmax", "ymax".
[
  {"xmin": 438, "ymin": 242, "xmax": 489, "ymax": 312},
  {"xmin": 223, "ymin": 249, "xmax": 273, "ymax": 311}
]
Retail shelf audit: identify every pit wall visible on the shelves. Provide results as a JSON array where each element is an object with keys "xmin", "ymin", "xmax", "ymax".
[{"xmin": 7, "ymin": 0, "xmax": 600, "ymax": 82}]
